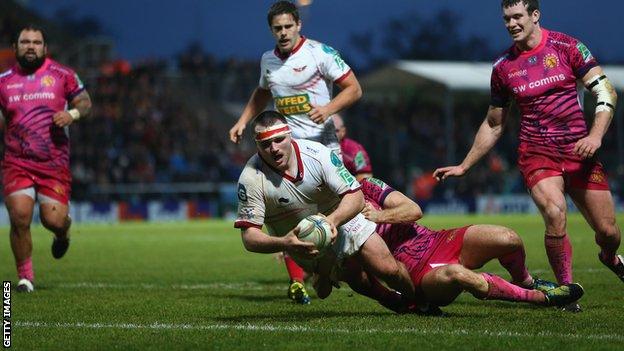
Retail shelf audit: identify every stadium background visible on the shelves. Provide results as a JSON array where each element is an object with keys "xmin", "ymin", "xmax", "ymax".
[{"xmin": 0, "ymin": 0, "xmax": 622, "ymax": 223}]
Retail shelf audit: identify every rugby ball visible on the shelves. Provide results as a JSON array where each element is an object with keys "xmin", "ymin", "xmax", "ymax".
[{"xmin": 296, "ymin": 215, "xmax": 333, "ymax": 250}]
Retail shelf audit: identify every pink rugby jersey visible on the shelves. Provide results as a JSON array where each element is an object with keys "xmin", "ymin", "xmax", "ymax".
[
  {"xmin": 0, "ymin": 58, "xmax": 84, "ymax": 172},
  {"xmin": 490, "ymin": 29, "xmax": 598, "ymax": 154},
  {"xmin": 360, "ymin": 178, "xmax": 435, "ymax": 252}
]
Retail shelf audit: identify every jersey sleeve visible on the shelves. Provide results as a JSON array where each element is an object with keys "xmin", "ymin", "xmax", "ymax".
[
  {"xmin": 361, "ymin": 178, "xmax": 395, "ymax": 206},
  {"xmin": 234, "ymin": 166, "xmax": 266, "ymax": 229},
  {"xmin": 317, "ymin": 43, "xmax": 352, "ymax": 84},
  {"xmin": 567, "ymin": 39, "xmax": 598, "ymax": 78},
  {"xmin": 490, "ymin": 67, "xmax": 510, "ymax": 107},
  {"xmin": 64, "ymin": 69, "xmax": 85, "ymax": 101},
  {"xmin": 320, "ymin": 147, "xmax": 360, "ymax": 196},
  {"xmin": 258, "ymin": 56, "xmax": 269, "ymax": 89}
]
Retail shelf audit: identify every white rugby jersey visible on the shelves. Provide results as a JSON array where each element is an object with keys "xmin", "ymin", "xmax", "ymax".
[
  {"xmin": 259, "ymin": 37, "xmax": 352, "ymax": 146},
  {"xmin": 235, "ymin": 139, "xmax": 359, "ymax": 236}
]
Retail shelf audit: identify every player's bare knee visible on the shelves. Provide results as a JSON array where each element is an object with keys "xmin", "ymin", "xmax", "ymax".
[
  {"xmin": 502, "ymin": 228, "xmax": 523, "ymax": 250},
  {"xmin": 41, "ymin": 214, "xmax": 70, "ymax": 234},
  {"xmin": 543, "ymin": 201, "xmax": 566, "ymax": 225},
  {"xmin": 595, "ymin": 221, "xmax": 620, "ymax": 242},
  {"xmin": 441, "ymin": 264, "xmax": 467, "ymax": 285}
]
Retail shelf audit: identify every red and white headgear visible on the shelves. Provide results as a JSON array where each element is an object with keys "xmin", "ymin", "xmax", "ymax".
[{"xmin": 254, "ymin": 122, "xmax": 291, "ymax": 142}]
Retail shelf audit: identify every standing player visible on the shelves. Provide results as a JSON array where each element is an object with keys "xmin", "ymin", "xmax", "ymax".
[
  {"xmin": 0, "ymin": 25, "xmax": 92, "ymax": 292},
  {"xmin": 334, "ymin": 114, "xmax": 373, "ymax": 181},
  {"xmin": 229, "ymin": 1, "xmax": 362, "ymax": 304},
  {"xmin": 359, "ymin": 177, "xmax": 584, "ymax": 311},
  {"xmin": 229, "ymin": 0, "xmax": 361, "ymax": 153},
  {"xmin": 234, "ymin": 111, "xmax": 415, "ymax": 303},
  {"xmin": 433, "ymin": 0, "xmax": 621, "ymax": 312}
]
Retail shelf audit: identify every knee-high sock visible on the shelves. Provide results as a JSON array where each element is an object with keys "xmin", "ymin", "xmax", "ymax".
[
  {"xmin": 365, "ymin": 275, "xmax": 407, "ymax": 313},
  {"xmin": 481, "ymin": 273, "xmax": 543, "ymax": 303},
  {"xmin": 498, "ymin": 247, "xmax": 531, "ymax": 285},
  {"xmin": 545, "ymin": 234, "xmax": 573, "ymax": 285},
  {"xmin": 17, "ymin": 257, "xmax": 34, "ymax": 282},
  {"xmin": 284, "ymin": 254, "xmax": 305, "ymax": 283}
]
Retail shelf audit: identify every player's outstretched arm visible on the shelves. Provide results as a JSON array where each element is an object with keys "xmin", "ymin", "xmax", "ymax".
[
  {"xmin": 308, "ymin": 73, "xmax": 362, "ymax": 124},
  {"xmin": 240, "ymin": 226, "xmax": 318, "ymax": 257},
  {"xmin": 362, "ymin": 191, "xmax": 422, "ymax": 224},
  {"xmin": 433, "ymin": 105, "xmax": 507, "ymax": 181},
  {"xmin": 574, "ymin": 66, "xmax": 618, "ymax": 159},
  {"xmin": 229, "ymin": 87, "xmax": 273, "ymax": 143},
  {"xmin": 53, "ymin": 90, "xmax": 92, "ymax": 128}
]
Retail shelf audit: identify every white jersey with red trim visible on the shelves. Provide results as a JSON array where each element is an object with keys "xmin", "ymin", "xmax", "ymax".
[
  {"xmin": 235, "ymin": 139, "xmax": 358, "ymax": 237},
  {"xmin": 259, "ymin": 37, "xmax": 351, "ymax": 147}
]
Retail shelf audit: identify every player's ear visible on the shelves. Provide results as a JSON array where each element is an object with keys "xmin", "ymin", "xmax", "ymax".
[{"xmin": 532, "ymin": 9, "xmax": 540, "ymax": 24}]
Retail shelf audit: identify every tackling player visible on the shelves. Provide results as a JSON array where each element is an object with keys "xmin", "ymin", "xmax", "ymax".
[
  {"xmin": 234, "ymin": 111, "xmax": 415, "ymax": 303},
  {"xmin": 433, "ymin": 0, "xmax": 622, "ymax": 312},
  {"xmin": 0, "ymin": 25, "xmax": 92, "ymax": 292},
  {"xmin": 360, "ymin": 177, "xmax": 584, "ymax": 311}
]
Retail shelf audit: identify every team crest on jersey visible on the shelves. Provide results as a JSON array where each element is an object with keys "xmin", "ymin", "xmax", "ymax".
[
  {"xmin": 543, "ymin": 54, "xmax": 559, "ymax": 70},
  {"xmin": 527, "ymin": 56, "xmax": 538, "ymax": 65},
  {"xmin": 41, "ymin": 75, "xmax": 55, "ymax": 87},
  {"xmin": 274, "ymin": 94, "xmax": 312, "ymax": 116}
]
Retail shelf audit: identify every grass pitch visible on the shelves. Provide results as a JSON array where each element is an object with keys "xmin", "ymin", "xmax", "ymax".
[{"xmin": 1, "ymin": 214, "xmax": 624, "ymax": 350}]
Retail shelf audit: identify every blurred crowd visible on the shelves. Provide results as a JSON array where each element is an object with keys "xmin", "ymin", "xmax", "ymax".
[{"xmin": 1, "ymin": 8, "xmax": 622, "ymax": 202}]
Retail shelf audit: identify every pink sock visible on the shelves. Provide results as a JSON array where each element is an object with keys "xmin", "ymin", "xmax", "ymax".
[
  {"xmin": 481, "ymin": 273, "xmax": 543, "ymax": 303},
  {"xmin": 545, "ymin": 234, "xmax": 573, "ymax": 284},
  {"xmin": 284, "ymin": 255, "xmax": 305, "ymax": 283},
  {"xmin": 498, "ymin": 247, "xmax": 531, "ymax": 285},
  {"xmin": 17, "ymin": 257, "xmax": 34, "ymax": 282}
]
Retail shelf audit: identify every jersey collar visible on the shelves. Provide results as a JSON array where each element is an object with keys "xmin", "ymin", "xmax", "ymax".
[
  {"xmin": 514, "ymin": 28, "xmax": 549, "ymax": 57},
  {"xmin": 261, "ymin": 140, "xmax": 304, "ymax": 182},
  {"xmin": 273, "ymin": 36, "xmax": 306, "ymax": 61}
]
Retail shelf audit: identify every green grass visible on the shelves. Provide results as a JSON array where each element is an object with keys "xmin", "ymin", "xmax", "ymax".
[{"xmin": 1, "ymin": 214, "xmax": 624, "ymax": 350}]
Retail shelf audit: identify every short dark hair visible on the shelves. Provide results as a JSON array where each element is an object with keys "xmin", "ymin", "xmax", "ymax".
[
  {"xmin": 12, "ymin": 24, "xmax": 48, "ymax": 46},
  {"xmin": 251, "ymin": 110, "xmax": 288, "ymax": 131},
  {"xmin": 501, "ymin": 0, "xmax": 539, "ymax": 14},
  {"xmin": 267, "ymin": 1, "xmax": 300, "ymax": 26}
]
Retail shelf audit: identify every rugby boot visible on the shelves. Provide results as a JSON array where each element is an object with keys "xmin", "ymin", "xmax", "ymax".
[
  {"xmin": 16, "ymin": 278, "xmax": 34, "ymax": 293},
  {"xmin": 543, "ymin": 283, "xmax": 584, "ymax": 308},
  {"xmin": 288, "ymin": 281, "xmax": 311, "ymax": 305},
  {"xmin": 599, "ymin": 254, "xmax": 624, "ymax": 283},
  {"xmin": 528, "ymin": 278, "xmax": 559, "ymax": 293},
  {"xmin": 52, "ymin": 236, "xmax": 70, "ymax": 259}
]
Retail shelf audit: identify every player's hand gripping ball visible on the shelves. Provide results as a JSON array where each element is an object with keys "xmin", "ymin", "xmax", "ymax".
[{"xmin": 296, "ymin": 215, "xmax": 333, "ymax": 251}]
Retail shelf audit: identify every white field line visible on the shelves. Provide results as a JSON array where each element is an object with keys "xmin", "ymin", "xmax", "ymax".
[
  {"xmin": 14, "ymin": 321, "xmax": 624, "ymax": 342},
  {"xmin": 53, "ymin": 267, "xmax": 610, "ymax": 291},
  {"xmin": 56, "ymin": 282, "xmax": 285, "ymax": 291}
]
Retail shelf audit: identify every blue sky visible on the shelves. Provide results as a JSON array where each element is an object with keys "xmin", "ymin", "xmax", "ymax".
[{"xmin": 28, "ymin": 0, "xmax": 623, "ymax": 63}]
